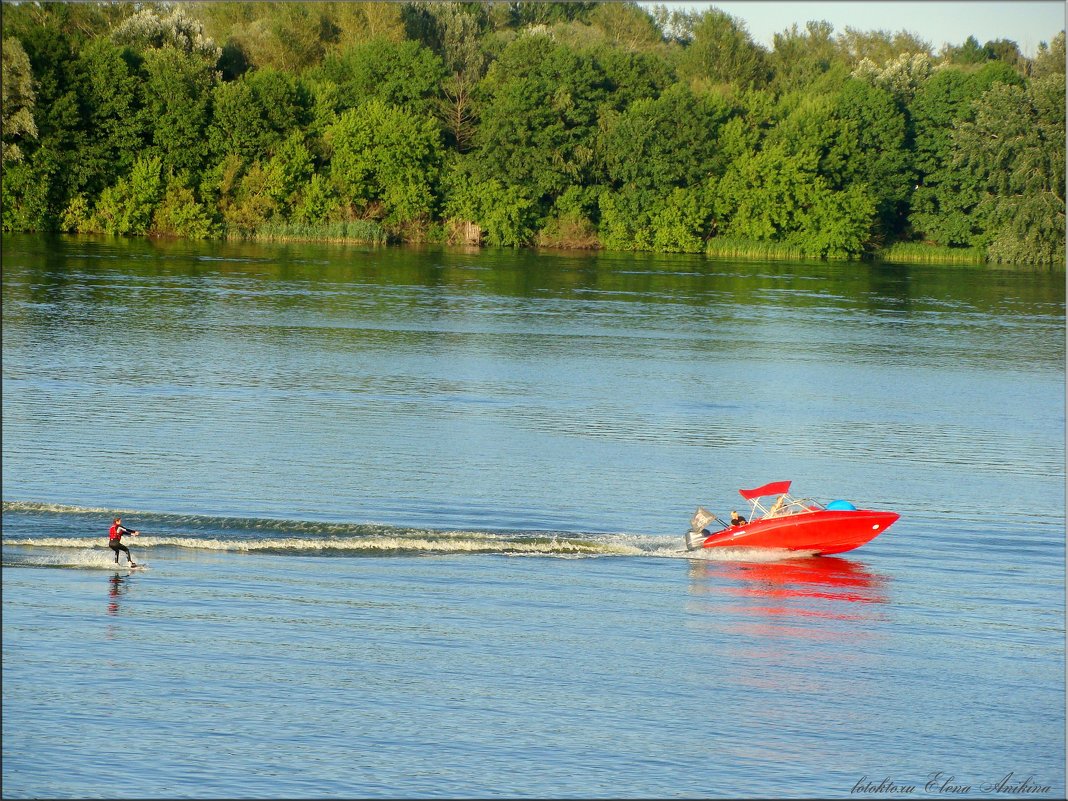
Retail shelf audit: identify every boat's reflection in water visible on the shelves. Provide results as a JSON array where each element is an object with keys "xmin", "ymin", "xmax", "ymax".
[
  {"xmin": 685, "ymin": 557, "xmax": 895, "ymax": 765},
  {"xmin": 688, "ymin": 555, "xmax": 890, "ymax": 632}
]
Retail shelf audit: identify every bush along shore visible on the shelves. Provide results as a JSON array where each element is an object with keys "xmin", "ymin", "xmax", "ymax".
[{"xmin": 2, "ymin": 2, "xmax": 1064, "ymax": 265}]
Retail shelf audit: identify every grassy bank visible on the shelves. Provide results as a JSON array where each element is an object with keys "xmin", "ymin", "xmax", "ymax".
[
  {"xmin": 871, "ymin": 242, "xmax": 989, "ymax": 265},
  {"xmin": 244, "ymin": 220, "xmax": 389, "ymax": 246}
]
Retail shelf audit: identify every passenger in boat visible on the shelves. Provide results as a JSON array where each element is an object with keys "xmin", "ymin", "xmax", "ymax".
[{"xmin": 730, "ymin": 510, "xmax": 747, "ymax": 527}]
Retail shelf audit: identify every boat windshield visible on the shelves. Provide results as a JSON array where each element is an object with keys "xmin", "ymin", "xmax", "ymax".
[{"xmin": 749, "ymin": 492, "xmax": 825, "ymax": 520}]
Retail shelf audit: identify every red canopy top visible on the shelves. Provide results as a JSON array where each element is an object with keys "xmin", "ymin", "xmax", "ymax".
[{"xmin": 739, "ymin": 480, "xmax": 792, "ymax": 500}]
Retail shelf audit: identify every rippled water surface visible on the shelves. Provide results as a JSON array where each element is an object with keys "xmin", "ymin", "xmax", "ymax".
[{"xmin": 2, "ymin": 234, "xmax": 1064, "ymax": 798}]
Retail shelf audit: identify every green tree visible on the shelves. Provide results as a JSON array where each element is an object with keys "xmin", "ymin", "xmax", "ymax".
[
  {"xmin": 1031, "ymin": 31, "xmax": 1066, "ymax": 79},
  {"xmin": 422, "ymin": 2, "xmax": 490, "ymax": 153},
  {"xmin": 2, "ymin": 36, "xmax": 37, "ymax": 164},
  {"xmin": 323, "ymin": 1, "xmax": 407, "ymax": 51},
  {"xmin": 822, "ymin": 78, "xmax": 910, "ymax": 239},
  {"xmin": 1, "ymin": 20, "xmax": 87, "ymax": 229},
  {"xmin": 472, "ymin": 33, "xmax": 607, "ymax": 213},
  {"xmin": 111, "ymin": 5, "xmax": 221, "ymax": 61},
  {"xmin": 942, "ymin": 35, "xmax": 990, "ymax": 66},
  {"xmin": 218, "ymin": 159, "xmax": 279, "ymax": 235},
  {"xmin": 441, "ymin": 156, "xmax": 538, "ymax": 247},
  {"xmin": 264, "ymin": 132, "xmax": 314, "ymax": 213},
  {"xmin": 71, "ymin": 37, "xmax": 146, "ymax": 198},
  {"xmin": 141, "ymin": 46, "xmax": 218, "ymax": 175},
  {"xmin": 649, "ymin": 185, "xmax": 713, "ymax": 252},
  {"xmin": 763, "ymin": 77, "xmax": 908, "ymax": 242},
  {"xmin": 208, "ymin": 79, "xmax": 265, "ymax": 160},
  {"xmin": 316, "ymin": 37, "xmax": 445, "ymax": 118},
  {"xmin": 588, "ymin": 2, "xmax": 663, "ymax": 51},
  {"xmin": 768, "ymin": 20, "xmax": 843, "ymax": 93},
  {"xmin": 953, "ymin": 75, "xmax": 1066, "ymax": 263},
  {"xmin": 600, "ymin": 84, "xmax": 730, "ymax": 195},
  {"xmin": 908, "ymin": 62, "xmax": 1024, "ymax": 245},
  {"xmin": 714, "ymin": 145, "xmax": 875, "ymax": 259},
  {"xmin": 328, "ymin": 99, "xmax": 443, "ymax": 227},
  {"xmin": 675, "ymin": 7, "xmax": 769, "ymax": 91},
  {"xmin": 91, "ymin": 155, "xmax": 164, "ymax": 235},
  {"xmin": 208, "ymin": 68, "xmax": 310, "ymax": 162},
  {"xmin": 591, "ymin": 45, "xmax": 674, "ymax": 111},
  {"xmin": 851, "ymin": 51, "xmax": 932, "ymax": 107},
  {"xmin": 152, "ymin": 172, "xmax": 216, "ymax": 238},
  {"xmin": 203, "ymin": 2, "xmax": 327, "ymax": 72},
  {"xmin": 836, "ymin": 27, "xmax": 931, "ymax": 67},
  {"xmin": 292, "ymin": 172, "xmax": 340, "ymax": 225},
  {"xmin": 514, "ymin": 3, "xmax": 598, "ymax": 28}
]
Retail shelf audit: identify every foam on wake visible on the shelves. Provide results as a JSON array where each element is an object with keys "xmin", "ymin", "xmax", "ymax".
[
  {"xmin": 3, "ymin": 548, "xmax": 145, "ymax": 570},
  {"xmin": 3, "ymin": 534, "xmax": 645, "ymax": 557}
]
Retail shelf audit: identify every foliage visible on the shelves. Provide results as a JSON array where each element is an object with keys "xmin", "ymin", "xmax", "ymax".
[
  {"xmin": 111, "ymin": 6, "xmax": 221, "ymax": 60},
  {"xmin": 1031, "ymin": 31, "xmax": 1065, "ymax": 79},
  {"xmin": 2, "ymin": 37, "xmax": 38, "ymax": 163},
  {"xmin": 316, "ymin": 37, "xmax": 445, "ymax": 118},
  {"xmin": 472, "ymin": 33, "xmax": 607, "ymax": 212},
  {"xmin": 441, "ymin": 158, "xmax": 538, "ymax": 247},
  {"xmin": 207, "ymin": 68, "xmax": 310, "ymax": 162},
  {"xmin": 2, "ymin": 1, "xmax": 1063, "ymax": 265},
  {"xmin": 292, "ymin": 173, "xmax": 340, "ymax": 225},
  {"xmin": 851, "ymin": 51, "xmax": 932, "ymax": 107},
  {"xmin": 768, "ymin": 21, "xmax": 841, "ymax": 94},
  {"xmin": 328, "ymin": 99, "xmax": 443, "ymax": 227},
  {"xmin": 141, "ymin": 46, "xmax": 217, "ymax": 175},
  {"xmin": 954, "ymin": 75, "xmax": 1066, "ymax": 264},
  {"xmin": 675, "ymin": 7, "xmax": 769, "ymax": 91},
  {"xmin": 908, "ymin": 62, "xmax": 1028, "ymax": 247},
  {"xmin": 91, "ymin": 155, "xmax": 164, "ymax": 235},
  {"xmin": 600, "ymin": 83, "xmax": 731, "ymax": 194},
  {"xmin": 587, "ymin": 2, "xmax": 663, "ymax": 51},
  {"xmin": 713, "ymin": 145, "xmax": 875, "ymax": 259},
  {"xmin": 151, "ymin": 175, "xmax": 216, "ymax": 238},
  {"xmin": 836, "ymin": 27, "xmax": 931, "ymax": 66},
  {"xmin": 71, "ymin": 37, "xmax": 146, "ymax": 197}
]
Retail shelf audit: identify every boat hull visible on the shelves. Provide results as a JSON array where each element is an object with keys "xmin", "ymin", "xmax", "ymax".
[{"xmin": 690, "ymin": 510, "xmax": 900, "ymax": 555}]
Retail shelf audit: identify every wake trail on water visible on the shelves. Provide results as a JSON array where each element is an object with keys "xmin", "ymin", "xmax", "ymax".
[
  {"xmin": 3, "ymin": 500, "xmax": 807, "ymax": 563},
  {"xmin": 2, "ymin": 548, "xmax": 148, "ymax": 571}
]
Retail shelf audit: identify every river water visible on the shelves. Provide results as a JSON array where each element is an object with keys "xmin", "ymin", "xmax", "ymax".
[{"xmin": 2, "ymin": 233, "xmax": 1064, "ymax": 798}]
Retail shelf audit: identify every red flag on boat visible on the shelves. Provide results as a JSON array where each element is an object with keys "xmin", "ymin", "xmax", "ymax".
[{"xmin": 739, "ymin": 480, "xmax": 792, "ymax": 500}]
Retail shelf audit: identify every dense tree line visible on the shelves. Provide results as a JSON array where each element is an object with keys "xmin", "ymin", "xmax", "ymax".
[{"xmin": 2, "ymin": 1, "xmax": 1064, "ymax": 263}]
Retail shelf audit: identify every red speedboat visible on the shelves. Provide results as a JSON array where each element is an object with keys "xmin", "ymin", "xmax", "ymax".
[{"xmin": 684, "ymin": 480, "xmax": 899, "ymax": 556}]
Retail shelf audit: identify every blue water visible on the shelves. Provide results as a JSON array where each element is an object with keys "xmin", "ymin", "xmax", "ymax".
[{"xmin": 2, "ymin": 234, "xmax": 1064, "ymax": 798}]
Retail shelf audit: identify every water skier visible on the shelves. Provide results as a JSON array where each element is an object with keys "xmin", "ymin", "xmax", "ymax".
[{"xmin": 108, "ymin": 517, "xmax": 140, "ymax": 566}]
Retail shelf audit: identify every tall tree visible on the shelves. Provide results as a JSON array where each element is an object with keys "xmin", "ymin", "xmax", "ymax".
[
  {"xmin": 316, "ymin": 37, "xmax": 445, "ymax": 118},
  {"xmin": 141, "ymin": 46, "xmax": 217, "ymax": 175},
  {"xmin": 1, "ymin": 18, "xmax": 85, "ymax": 229},
  {"xmin": 70, "ymin": 37, "xmax": 146, "ymax": 198},
  {"xmin": 836, "ymin": 27, "xmax": 931, "ymax": 66},
  {"xmin": 675, "ymin": 7, "xmax": 769, "ymax": 91},
  {"xmin": 907, "ymin": 62, "xmax": 1024, "ymax": 246},
  {"xmin": 1, "ymin": 37, "xmax": 37, "ymax": 164},
  {"xmin": 1031, "ymin": 31, "xmax": 1066, "ymax": 79},
  {"xmin": 588, "ymin": 2, "xmax": 663, "ymax": 51},
  {"xmin": 472, "ymin": 33, "xmax": 608, "ymax": 210},
  {"xmin": 953, "ymin": 75, "xmax": 1066, "ymax": 263},
  {"xmin": 328, "ymin": 99, "xmax": 443, "ymax": 227},
  {"xmin": 769, "ymin": 20, "xmax": 842, "ymax": 93},
  {"xmin": 426, "ymin": 2, "xmax": 490, "ymax": 153},
  {"xmin": 714, "ymin": 144, "xmax": 875, "ymax": 258}
]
